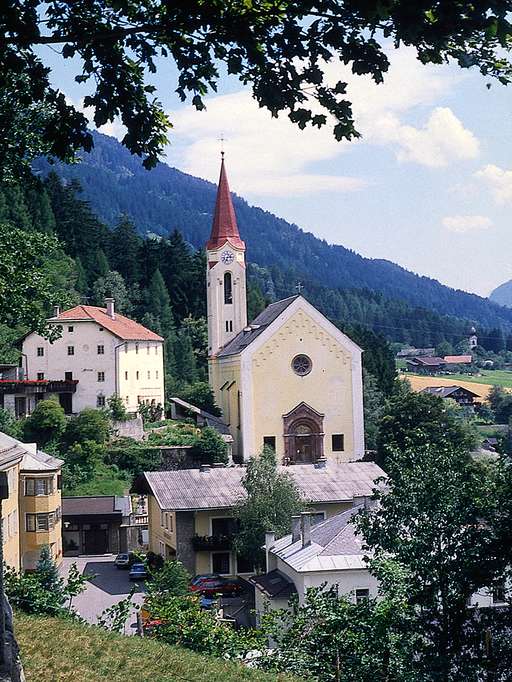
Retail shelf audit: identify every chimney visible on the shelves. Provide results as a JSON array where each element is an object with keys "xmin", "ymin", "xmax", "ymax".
[
  {"xmin": 105, "ymin": 297, "xmax": 115, "ymax": 320},
  {"xmin": 199, "ymin": 464, "xmax": 211, "ymax": 473},
  {"xmin": 291, "ymin": 516, "xmax": 301, "ymax": 544},
  {"xmin": 301, "ymin": 512, "xmax": 311, "ymax": 548},
  {"xmin": 53, "ymin": 305, "xmax": 60, "ymax": 318},
  {"xmin": 315, "ymin": 457, "xmax": 327, "ymax": 469},
  {"xmin": 264, "ymin": 530, "xmax": 275, "ymax": 571}
]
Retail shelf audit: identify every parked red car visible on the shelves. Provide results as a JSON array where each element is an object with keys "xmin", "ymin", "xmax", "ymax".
[{"xmin": 189, "ymin": 574, "xmax": 243, "ymax": 597}]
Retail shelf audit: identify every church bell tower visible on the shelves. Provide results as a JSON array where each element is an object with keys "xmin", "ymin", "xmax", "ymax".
[{"xmin": 206, "ymin": 155, "xmax": 247, "ymax": 356}]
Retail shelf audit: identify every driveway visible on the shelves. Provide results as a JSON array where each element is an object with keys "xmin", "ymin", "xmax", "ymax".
[{"xmin": 59, "ymin": 555, "xmax": 145, "ymax": 634}]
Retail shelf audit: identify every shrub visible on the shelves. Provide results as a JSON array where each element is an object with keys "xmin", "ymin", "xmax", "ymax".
[
  {"xmin": 191, "ymin": 427, "xmax": 228, "ymax": 465},
  {"xmin": 23, "ymin": 397, "xmax": 66, "ymax": 446}
]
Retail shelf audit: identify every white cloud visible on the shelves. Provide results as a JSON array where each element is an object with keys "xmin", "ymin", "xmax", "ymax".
[
  {"xmin": 475, "ymin": 164, "xmax": 512, "ymax": 204},
  {"xmin": 169, "ymin": 47, "xmax": 478, "ymax": 195},
  {"xmin": 442, "ymin": 214, "xmax": 493, "ymax": 233}
]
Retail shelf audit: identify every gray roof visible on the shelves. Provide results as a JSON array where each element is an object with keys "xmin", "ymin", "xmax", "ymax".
[
  {"xmin": 169, "ymin": 396, "xmax": 231, "ymax": 436},
  {"xmin": 133, "ymin": 461, "xmax": 384, "ymax": 511},
  {"xmin": 271, "ymin": 505, "xmax": 369, "ymax": 572},
  {"xmin": 0, "ymin": 432, "xmax": 62, "ymax": 472},
  {"xmin": 250, "ymin": 569, "xmax": 297, "ymax": 599},
  {"xmin": 217, "ymin": 296, "xmax": 299, "ymax": 357},
  {"xmin": 421, "ymin": 385, "xmax": 479, "ymax": 399},
  {"xmin": 62, "ymin": 495, "xmax": 131, "ymax": 517}
]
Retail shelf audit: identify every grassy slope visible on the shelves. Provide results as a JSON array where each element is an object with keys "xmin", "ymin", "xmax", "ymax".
[{"xmin": 15, "ymin": 613, "xmax": 298, "ymax": 682}]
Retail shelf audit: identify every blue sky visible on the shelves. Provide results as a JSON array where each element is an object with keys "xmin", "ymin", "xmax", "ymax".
[{"xmin": 42, "ymin": 45, "xmax": 512, "ymax": 297}]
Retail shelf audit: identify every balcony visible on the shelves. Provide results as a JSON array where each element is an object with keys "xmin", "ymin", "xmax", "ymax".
[
  {"xmin": 0, "ymin": 379, "xmax": 78, "ymax": 395},
  {"xmin": 191, "ymin": 534, "xmax": 233, "ymax": 551}
]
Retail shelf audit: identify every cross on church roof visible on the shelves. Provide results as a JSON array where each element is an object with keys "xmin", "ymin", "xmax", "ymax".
[{"xmin": 295, "ymin": 282, "xmax": 304, "ymax": 294}]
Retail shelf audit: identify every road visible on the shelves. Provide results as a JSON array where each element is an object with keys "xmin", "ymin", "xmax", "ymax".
[{"xmin": 59, "ymin": 555, "xmax": 145, "ymax": 634}]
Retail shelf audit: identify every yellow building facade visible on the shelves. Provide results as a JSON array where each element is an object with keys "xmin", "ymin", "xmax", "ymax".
[
  {"xmin": 0, "ymin": 433, "xmax": 63, "ymax": 570},
  {"xmin": 206, "ymin": 159, "xmax": 364, "ymax": 463}
]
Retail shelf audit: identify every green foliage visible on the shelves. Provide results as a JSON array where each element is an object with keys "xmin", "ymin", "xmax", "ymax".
[
  {"xmin": 4, "ymin": 1, "xmax": 512, "ymax": 178},
  {"xmin": 363, "ymin": 370, "xmax": 385, "ymax": 450},
  {"xmin": 146, "ymin": 560, "xmax": 190, "ymax": 599},
  {"xmin": 175, "ymin": 381, "xmax": 221, "ymax": 417},
  {"xmin": 63, "ymin": 408, "xmax": 111, "ymax": 447},
  {"xmin": 97, "ymin": 587, "xmax": 137, "ymax": 634},
  {"xmin": 106, "ymin": 438, "xmax": 163, "ymax": 476},
  {"xmin": 262, "ymin": 577, "xmax": 421, "ymax": 682},
  {"xmin": 107, "ymin": 394, "xmax": 128, "ymax": 422},
  {"xmin": 358, "ymin": 445, "xmax": 512, "ymax": 680},
  {"xmin": 147, "ymin": 594, "xmax": 266, "ymax": 660},
  {"xmin": 191, "ymin": 427, "xmax": 228, "ymax": 465},
  {"xmin": 233, "ymin": 447, "xmax": 305, "ymax": 571},
  {"xmin": 36, "ymin": 545, "xmax": 62, "ymax": 593},
  {"xmin": 146, "ymin": 421, "xmax": 200, "ymax": 447},
  {"xmin": 23, "ymin": 397, "xmax": 67, "ymax": 446},
  {"xmin": 63, "ymin": 460, "xmax": 130, "ymax": 497},
  {"xmin": 5, "ymin": 557, "xmax": 89, "ymax": 617},
  {"xmin": 138, "ymin": 401, "xmax": 164, "ymax": 423},
  {"xmin": 488, "ymin": 384, "xmax": 512, "ymax": 423},
  {"xmin": 0, "ymin": 407, "xmax": 23, "ymax": 439},
  {"xmin": 92, "ymin": 270, "xmax": 133, "ymax": 315},
  {"xmin": 376, "ymin": 390, "xmax": 478, "ymax": 469},
  {"xmin": 0, "ymin": 222, "xmax": 74, "ymax": 334}
]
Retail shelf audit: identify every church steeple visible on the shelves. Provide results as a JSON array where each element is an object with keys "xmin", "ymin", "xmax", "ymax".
[
  {"xmin": 206, "ymin": 156, "xmax": 247, "ymax": 357},
  {"xmin": 206, "ymin": 157, "xmax": 245, "ymax": 251}
]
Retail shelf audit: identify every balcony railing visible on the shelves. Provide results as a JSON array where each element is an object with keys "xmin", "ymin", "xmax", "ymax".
[
  {"xmin": 191, "ymin": 534, "xmax": 233, "ymax": 551},
  {"xmin": 0, "ymin": 379, "xmax": 78, "ymax": 395}
]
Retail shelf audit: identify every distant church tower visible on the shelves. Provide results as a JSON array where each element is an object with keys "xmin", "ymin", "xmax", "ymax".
[
  {"xmin": 469, "ymin": 326, "xmax": 478, "ymax": 350},
  {"xmin": 206, "ymin": 156, "xmax": 247, "ymax": 356}
]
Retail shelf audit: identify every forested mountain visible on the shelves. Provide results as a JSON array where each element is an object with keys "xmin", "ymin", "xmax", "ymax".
[
  {"xmin": 34, "ymin": 131, "xmax": 512, "ymax": 331},
  {"xmin": 490, "ymin": 280, "xmax": 512, "ymax": 308}
]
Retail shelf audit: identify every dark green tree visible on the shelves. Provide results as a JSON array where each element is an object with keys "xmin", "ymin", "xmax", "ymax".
[
  {"xmin": 36, "ymin": 545, "xmax": 63, "ymax": 594},
  {"xmin": 109, "ymin": 215, "xmax": 142, "ymax": 285},
  {"xmin": 177, "ymin": 382, "xmax": 221, "ymax": 417},
  {"xmin": 23, "ymin": 398, "xmax": 67, "ymax": 447},
  {"xmin": 192, "ymin": 427, "xmax": 228, "ymax": 465},
  {"xmin": 363, "ymin": 369, "xmax": 385, "ymax": 451},
  {"xmin": 174, "ymin": 330, "xmax": 198, "ymax": 384},
  {"xmin": 63, "ymin": 408, "xmax": 111, "ymax": 448},
  {"xmin": 92, "ymin": 271, "xmax": 133, "ymax": 315},
  {"xmin": 233, "ymin": 447, "xmax": 305, "ymax": 571}
]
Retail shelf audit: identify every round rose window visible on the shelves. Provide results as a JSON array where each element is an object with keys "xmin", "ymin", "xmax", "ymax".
[{"xmin": 292, "ymin": 354, "xmax": 312, "ymax": 376}]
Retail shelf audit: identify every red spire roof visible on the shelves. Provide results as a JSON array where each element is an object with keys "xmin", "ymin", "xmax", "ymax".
[{"xmin": 206, "ymin": 157, "xmax": 245, "ymax": 251}]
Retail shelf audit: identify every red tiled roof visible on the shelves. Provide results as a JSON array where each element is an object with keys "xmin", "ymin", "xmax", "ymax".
[
  {"xmin": 443, "ymin": 355, "xmax": 472, "ymax": 364},
  {"xmin": 206, "ymin": 157, "xmax": 245, "ymax": 251},
  {"xmin": 53, "ymin": 306, "xmax": 163, "ymax": 341}
]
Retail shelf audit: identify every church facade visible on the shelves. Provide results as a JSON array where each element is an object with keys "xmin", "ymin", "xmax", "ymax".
[{"xmin": 207, "ymin": 158, "xmax": 364, "ymax": 463}]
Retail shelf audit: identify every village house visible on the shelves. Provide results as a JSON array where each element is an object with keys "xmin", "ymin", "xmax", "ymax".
[
  {"xmin": 0, "ymin": 432, "xmax": 63, "ymax": 570},
  {"xmin": 206, "ymin": 157, "xmax": 364, "ymax": 463},
  {"xmin": 18, "ymin": 298, "xmax": 164, "ymax": 416},
  {"xmin": 405, "ymin": 356, "xmax": 446, "ymax": 375},
  {"xmin": 132, "ymin": 460, "xmax": 384, "ymax": 578},
  {"xmin": 251, "ymin": 506, "xmax": 377, "ymax": 623},
  {"xmin": 421, "ymin": 385, "xmax": 479, "ymax": 408}
]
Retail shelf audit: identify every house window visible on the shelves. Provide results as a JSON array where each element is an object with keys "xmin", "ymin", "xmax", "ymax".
[
  {"xmin": 67, "ymin": 346, "xmax": 74, "ymax": 356},
  {"xmin": 125, "ymin": 396, "xmax": 129, "ymax": 404},
  {"xmin": 263, "ymin": 436, "xmax": 276, "ymax": 451},
  {"xmin": 155, "ymin": 345, "xmax": 158, "ymax": 355},
  {"xmin": 36, "ymin": 347, "xmax": 44, "ymax": 357},
  {"xmin": 135, "ymin": 344, "xmax": 139, "ymax": 354},
  {"xmin": 493, "ymin": 583, "xmax": 507, "ymax": 604},
  {"xmin": 156, "ymin": 371, "xmax": 159, "ymax": 379},
  {"xmin": 159, "ymin": 541, "xmax": 165, "ymax": 556},
  {"xmin": 160, "ymin": 511, "xmax": 165, "ymax": 527},
  {"xmin": 26, "ymin": 513, "xmax": 54, "ymax": 532},
  {"xmin": 68, "ymin": 326, "xmax": 74, "ymax": 332},
  {"xmin": 99, "ymin": 327, "xmax": 104, "ymax": 332},
  {"xmin": 125, "ymin": 371, "xmax": 128, "ymax": 380},
  {"xmin": 169, "ymin": 515, "xmax": 173, "ymax": 533},
  {"xmin": 332, "ymin": 434, "xmax": 345, "ymax": 452},
  {"xmin": 355, "ymin": 588, "xmax": 370, "ymax": 604},
  {"xmin": 136, "ymin": 371, "xmax": 139, "ymax": 380},
  {"xmin": 224, "ymin": 272, "xmax": 233, "ymax": 304},
  {"xmin": 65, "ymin": 371, "xmax": 73, "ymax": 381},
  {"xmin": 97, "ymin": 345, "xmax": 104, "ymax": 355},
  {"xmin": 25, "ymin": 478, "xmax": 53, "ymax": 496},
  {"xmin": 147, "ymin": 345, "xmax": 150, "ymax": 355},
  {"xmin": 212, "ymin": 552, "xmax": 231, "ymax": 575},
  {"xmin": 97, "ymin": 371, "xmax": 105, "ymax": 382},
  {"xmin": 37, "ymin": 372, "xmax": 45, "ymax": 381},
  {"xmin": 147, "ymin": 371, "xmax": 150, "ymax": 379},
  {"xmin": 97, "ymin": 396, "xmax": 105, "ymax": 407},
  {"xmin": 292, "ymin": 354, "xmax": 312, "ymax": 376}
]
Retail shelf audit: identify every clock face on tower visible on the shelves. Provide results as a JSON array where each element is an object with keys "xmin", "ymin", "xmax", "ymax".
[{"xmin": 221, "ymin": 250, "xmax": 235, "ymax": 264}]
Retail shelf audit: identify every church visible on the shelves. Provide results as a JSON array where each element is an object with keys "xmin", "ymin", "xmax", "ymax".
[{"xmin": 207, "ymin": 156, "xmax": 365, "ymax": 464}]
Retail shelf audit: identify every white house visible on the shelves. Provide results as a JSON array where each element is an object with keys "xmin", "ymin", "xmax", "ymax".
[
  {"xmin": 251, "ymin": 506, "xmax": 378, "ymax": 623},
  {"xmin": 19, "ymin": 298, "xmax": 164, "ymax": 415}
]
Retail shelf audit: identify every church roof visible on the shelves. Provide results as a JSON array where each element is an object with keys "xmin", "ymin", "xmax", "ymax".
[
  {"xmin": 217, "ymin": 295, "xmax": 299, "ymax": 357},
  {"xmin": 206, "ymin": 157, "xmax": 245, "ymax": 251}
]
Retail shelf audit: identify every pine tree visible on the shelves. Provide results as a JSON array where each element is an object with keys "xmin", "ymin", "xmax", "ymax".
[
  {"xmin": 147, "ymin": 269, "xmax": 174, "ymax": 337},
  {"xmin": 109, "ymin": 214, "xmax": 141, "ymax": 284},
  {"xmin": 36, "ymin": 545, "xmax": 63, "ymax": 594},
  {"xmin": 92, "ymin": 271, "xmax": 133, "ymax": 314},
  {"xmin": 174, "ymin": 330, "xmax": 197, "ymax": 383}
]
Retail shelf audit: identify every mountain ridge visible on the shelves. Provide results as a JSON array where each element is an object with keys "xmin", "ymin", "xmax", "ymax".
[
  {"xmin": 34, "ymin": 131, "xmax": 512, "ymax": 331},
  {"xmin": 490, "ymin": 280, "xmax": 512, "ymax": 309}
]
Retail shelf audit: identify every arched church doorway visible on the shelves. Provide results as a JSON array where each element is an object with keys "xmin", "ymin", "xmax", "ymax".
[{"xmin": 283, "ymin": 402, "xmax": 324, "ymax": 464}]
